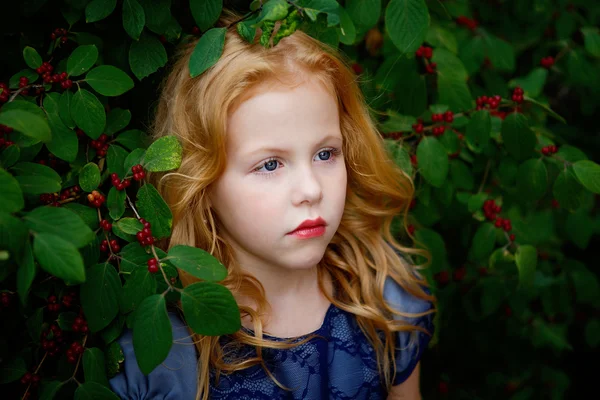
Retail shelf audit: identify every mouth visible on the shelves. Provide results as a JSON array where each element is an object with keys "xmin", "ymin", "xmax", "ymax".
[{"xmin": 288, "ymin": 217, "xmax": 327, "ymax": 234}]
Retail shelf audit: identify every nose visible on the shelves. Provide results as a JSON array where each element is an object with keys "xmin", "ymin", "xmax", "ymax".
[{"xmin": 291, "ymin": 165, "xmax": 323, "ymax": 206}]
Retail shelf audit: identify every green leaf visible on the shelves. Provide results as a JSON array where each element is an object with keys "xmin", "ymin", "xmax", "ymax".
[
  {"xmin": 0, "ymin": 168, "xmax": 24, "ymax": 213},
  {"xmin": 516, "ymin": 159, "xmax": 548, "ymax": 202},
  {"xmin": 466, "ymin": 110, "xmax": 491, "ymax": 152},
  {"xmin": 469, "ymin": 223, "xmax": 496, "ymax": 262},
  {"xmin": 181, "ymin": 282, "xmax": 241, "ymax": 336},
  {"xmin": 143, "ymin": 136, "xmax": 182, "ymax": 172},
  {"xmin": 39, "ymin": 381, "xmax": 64, "ymax": 400},
  {"xmin": 81, "ymin": 263, "xmax": 121, "ymax": 332},
  {"xmin": 116, "ymin": 217, "xmax": 143, "ymax": 234},
  {"xmin": 166, "ymin": 245, "xmax": 227, "ymax": 282},
  {"xmin": 16, "ymin": 241, "xmax": 36, "ymax": 306},
  {"xmin": 501, "ymin": 112, "xmax": 536, "ymax": 161},
  {"xmin": 380, "ymin": 112, "xmax": 416, "ymax": 133},
  {"xmin": 105, "ymin": 108, "xmax": 131, "ymax": 135},
  {"xmin": 99, "ymin": 314, "xmax": 125, "ymax": 344},
  {"xmin": 24, "ymin": 206, "xmax": 94, "ymax": 248},
  {"xmin": 425, "ymin": 24, "xmax": 457, "ymax": 54},
  {"xmin": 572, "ymin": 160, "xmax": 600, "ymax": 194},
  {"xmin": 123, "ymin": 148, "xmax": 146, "ymax": 175},
  {"xmin": 46, "ymin": 116, "xmax": 78, "ymax": 163},
  {"xmin": 119, "ymin": 242, "xmax": 166, "ymax": 274},
  {"xmin": 416, "ymin": 136, "xmax": 449, "ymax": 187},
  {"xmin": 33, "ymin": 233, "xmax": 86, "ymax": 284},
  {"xmin": 434, "ymin": 49, "xmax": 472, "ymax": 111},
  {"xmin": 132, "ymin": 294, "xmax": 172, "ymax": 375},
  {"xmin": 105, "ymin": 340, "xmax": 125, "ymax": 377},
  {"xmin": 509, "ymin": 68, "xmax": 548, "ymax": 98},
  {"xmin": 85, "ymin": 0, "xmax": 117, "ymax": 23},
  {"xmin": 0, "ymin": 109, "xmax": 51, "ymax": 143},
  {"xmin": 522, "ymin": 96, "xmax": 566, "ymax": 124},
  {"xmin": 138, "ymin": 0, "xmax": 171, "ymax": 34},
  {"xmin": 553, "ymin": 168, "xmax": 586, "ymax": 212},
  {"xmin": 23, "ymin": 46, "xmax": 42, "ymax": 69},
  {"xmin": 120, "ymin": 265, "xmax": 157, "ymax": 313},
  {"xmin": 414, "ymin": 228, "xmax": 447, "ymax": 274},
  {"xmin": 556, "ymin": 145, "xmax": 587, "ymax": 163},
  {"xmin": 483, "ymin": 32, "xmax": 515, "ymax": 72},
  {"xmin": 79, "ymin": 162, "xmax": 101, "ymax": 192},
  {"xmin": 59, "ymin": 90, "xmax": 76, "ymax": 129},
  {"xmin": 86, "ymin": 65, "xmax": 134, "ymax": 96},
  {"xmin": 294, "ymin": 0, "xmax": 340, "ymax": 27},
  {"xmin": 255, "ymin": 0, "xmax": 290, "ymax": 24},
  {"xmin": 11, "ymin": 162, "xmax": 62, "ymax": 194},
  {"xmin": 136, "ymin": 183, "xmax": 172, "ymax": 239},
  {"xmin": 72, "ymin": 89, "xmax": 106, "ymax": 139},
  {"xmin": 129, "ymin": 31, "xmax": 167, "ymax": 81},
  {"xmin": 64, "ymin": 203, "xmax": 100, "ymax": 230},
  {"xmin": 107, "ymin": 144, "xmax": 129, "ymax": 178},
  {"xmin": 74, "ymin": 381, "xmax": 120, "ymax": 400},
  {"xmin": 9, "ymin": 69, "xmax": 38, "ymax": 89},
  {"xmin": 0, "ymin": 146, "xmax": 21, "ymax": 168},
  {"xmin": 67, "ymin": 45, "xmax": 99, "ymax": 77},
  {"xmin": 345, "ymin": 0, "xmax": 380, "ymax": 30},
  {"xmin": 0, "ymin": 356, "xmax": 27, "ymax": 384},
  {"xmin": 449, "ymin": 159, "xmax": 474, "ymax": 191},
  {"xmin": 190, "ymin": 0, "xmax": 222, "ymax": 32},
  {"xmin": 337, "ymin": 5, "xmax": 356, "ymax": 45},
  {"xmin": 115, "ymin": 129, "xmax": 150, "ymax": 150},
  {"xmin": 516, "ymin": 244, "xmax": 537, "ymax": 287},
  {"xmin": 26, "ymin": 307, "xmax": 43, "ymax": 343},
  {"xmin": 122, "ymin": 0, "xmax": 146, "ymax": 40},
  {"xmin": 385, "ymin": 0, "xmax": 429, "ymax": 54},
  {"xmin": 585, "ymin": 319, "xmax": 600, "ymax": 348},
  {"xmin": 82, "ymin": 348, "xmax": 110, "ymax": 387},
  {"xmin": 107, "ymin": 186, "xmax": 126, "ymax": 220},
  {"xmin": 57, "ymin": 311, "xmax": 78, "ymax": 330},
  {"xmin": 581, "ymin": 27, "xmax": 600, "ymax": 58},
  {"xmin": 0, "ymin": 211, "xmax": 28, "ymax": 261},
  {"xmin": 189, "ymin": 27, "xmax": 227, "ymax": 79}
]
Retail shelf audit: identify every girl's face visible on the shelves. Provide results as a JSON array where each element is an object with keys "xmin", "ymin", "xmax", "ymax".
[{"xmin": 209, "ymin": 78, "xmax": 347, "ymax": 273}]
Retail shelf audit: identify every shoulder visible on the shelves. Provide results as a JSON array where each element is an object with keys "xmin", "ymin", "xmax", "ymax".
[
  {"xmin": 383, "ymin": 275, "xmax": 434, "ymax": 319},
  {"xmin": 108, "ymin": 311, "xmax": 199, "ymax": 399}
]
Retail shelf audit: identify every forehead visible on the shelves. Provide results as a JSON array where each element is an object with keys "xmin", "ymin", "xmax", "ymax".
[{"xmin": 225, "ymin": 79, "xmax": 341, "ymax": 154}]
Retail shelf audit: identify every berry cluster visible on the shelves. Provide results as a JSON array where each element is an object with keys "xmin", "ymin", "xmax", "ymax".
[
  {"xmin": 50, "ymin": 27, "xmax": 69, "ymax": 43},
  {"xmin": 39, "ymin": 193, "xmax": 60, "ymax": 206},
  {"xmin": 0, "ymin": 292, "xmax": 12, "ymax": 308},
  {"xmin": 111, "ymin": 173, "xmax": 131, "ymax": 191},
  {"xmin": 147, "ymin": 258, "xmax": 159, "ymax": 274},
  {"xmin": 456, "ymin": 16, "xmax": 479, "ymax": 31},
  {"xmin": 540, "ymin": 56, "xmax": 555, "ymax": 69},
  {"xmin": 47, "ymin": 295, "xmax": 61, "ymax": 312},
  {"xmin": 90, "ymin": 133, "xmax": 110, "ymax": 157},
  {"xmin": 40, "ymin": 324, "xmax": 64, "ymax": 356},
  {"xmin": 87, "ymin": 190, "xmax": 106, "ymax": 208},
  {"xmin": 431, "ymin": 111, "xmax": 454, "ymax": 137},
  {"xmin": 511, "ymin": 87, "xmax": 524, "ymax": 103},
  {"xmin": 0, "ymin": 82, "xmax": 11, "ymax": 102},
  {"xmin": 37, "ymin": 153, "xmax": 61, "ymax": 169},
  {"xmin": 136, "ymin": 218, "xmax": 155, "ymax": 247},
  {"xmin": 415, "ymin": 45, "xmax": 436, "ymax": 74},
  {"xmin": 100, "ymin": 239, "xmax": 120, "ymax": 253},
  {"xmin": 18, "ymin": 76, "xmax": 31, "ymax": 96},
  {"xmin": 476, "ymin": 95, "xmax": 502, "ymax": 110},
  {"xmin": 59, "ymin": 185, "xmax": 81, "ymax": 200},
  {"xmin": 132, "ymin": 164, "xmax": 147, "ymax": 181},
  {"xmin": 0, "ymin": 125, "xmax": 14, "ymax": 147},
  {"xmin": 482, "ymin": 199, "xmax": 515, "ymax": 241},
  {"xmin": 100, "ymin": 219, "xmax": 113, "ymax": 231},
  {"xmin": 66, "ymin": 341, "xmax": 84, "ymax": 363},
  {"xmin": 71, "ymin": 316, "xmax": 89, "ymax": 333},
  {"xmin": 20, "ymin": 372, "xmax": 41, "ymax": 387},
  {"xmin": 411, "ymin": 119, "xmax": 424, "ymax": 134},
  {"xmin": 61, "ymin": 291, "xmax": 76, "ymax": 308},
  {"xmin": 541, "ymin": 145, "xmax": 558, "ymax": 155}
]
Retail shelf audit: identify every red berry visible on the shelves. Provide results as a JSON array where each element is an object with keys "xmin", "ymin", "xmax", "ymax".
[
  {"xmin": 407, "ymin": 224, "xmax": 415, "ymax": 235},
  {"xmin": 192, "ymin": 26, "xmax": 200, "ymax": 35},
  {"xmin": 509, "ymin": 234, "xmax": 516, "ymax": 241},
  {"xmin": 148, "ymin": 264, "xmax": 159, "ymax": 273}
]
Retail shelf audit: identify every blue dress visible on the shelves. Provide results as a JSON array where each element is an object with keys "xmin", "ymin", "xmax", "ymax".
[{"xmin": 109, "ymin": 276, "xmax": 435, "ymax": 399}]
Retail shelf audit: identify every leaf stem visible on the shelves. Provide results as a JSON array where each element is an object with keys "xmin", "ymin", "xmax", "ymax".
[
  {"xmin": 126, "ymin": 195, "xmax": 141, "ymax": 219},
  {"xmin": 477, "ymin": 160, "xmax": 493, "ymax": 193}
]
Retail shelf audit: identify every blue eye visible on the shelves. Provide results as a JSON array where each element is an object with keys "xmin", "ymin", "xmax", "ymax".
[{"xmin": 254, "ymin": 148, "xmax": 341, "ymax": 175}]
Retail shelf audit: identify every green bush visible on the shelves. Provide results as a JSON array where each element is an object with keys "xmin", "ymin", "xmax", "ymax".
[{"xmin": 0, "ymin": 0, "xmax": 598, "ymax": 399}]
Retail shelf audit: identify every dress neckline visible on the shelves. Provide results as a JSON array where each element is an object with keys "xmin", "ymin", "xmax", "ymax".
[{"xmin": 239, "ymin": 302, "xmax": 337, "ymax": 341}]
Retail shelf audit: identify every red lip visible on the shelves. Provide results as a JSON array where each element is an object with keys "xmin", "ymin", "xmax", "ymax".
[{"xmin": 289, "ymin": 217, "xmax": 327, "ymax": 234}]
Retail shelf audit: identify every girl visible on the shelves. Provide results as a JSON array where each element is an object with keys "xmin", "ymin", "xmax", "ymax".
[{"xmin": 109, "ymin": 8, "xmax": 436, "ymax": 400}]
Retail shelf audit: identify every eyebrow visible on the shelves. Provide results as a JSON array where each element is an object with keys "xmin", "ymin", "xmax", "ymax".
[{"xmin": 245, "ymin": 134, "xmax": 343, "ymax": 157}]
